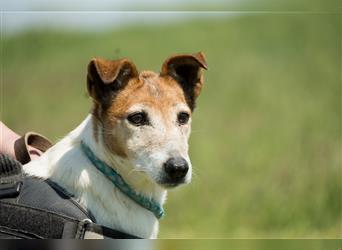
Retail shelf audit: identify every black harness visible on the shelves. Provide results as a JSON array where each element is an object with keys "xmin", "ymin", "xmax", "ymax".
[{"xmin": 0, "ymin": 154, "xmax": 140, "ymax": 239}]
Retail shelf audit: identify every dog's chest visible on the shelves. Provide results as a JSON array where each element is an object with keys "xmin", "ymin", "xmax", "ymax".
[
  {"xmin": 73, "ymin": 172, "xmax": 160, "ymax": 239},
  {"xmin": 24, "ymin": 151, "xmax": 159, "ymax": 238}
]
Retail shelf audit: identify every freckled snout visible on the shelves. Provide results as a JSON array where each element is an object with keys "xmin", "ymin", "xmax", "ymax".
[{"xmin": 163, "ymin": 157, "xmax": 189, "ymax": 183}]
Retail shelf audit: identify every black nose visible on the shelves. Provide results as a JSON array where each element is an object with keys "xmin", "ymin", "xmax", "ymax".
[{"xmin": 164, "ymin": 157, "xmax": 189, "ymax": 181}]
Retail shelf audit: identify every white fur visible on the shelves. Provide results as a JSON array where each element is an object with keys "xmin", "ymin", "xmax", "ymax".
[
  {"xmin": 23, "ymin": 115, "xmax": 167, "ymax": 238},
  {"xmin": 125, "ymin": 103, "xmax": 192, "ymax": 186},
  {"xmin": 21, "ymin": 57, "xmax": 201, "ymax": 239},
  {"xmin": 23, "ymin": 94, "xmax": 193, "ymax": 239}
]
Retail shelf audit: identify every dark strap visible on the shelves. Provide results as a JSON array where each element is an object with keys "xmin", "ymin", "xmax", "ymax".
[
  {"xmin": 0, "ymin": 201, "xmax": 140, "ymax": 239},
  {"xmin": 0, "ymin": 155, "xmax": 23, "ymax": 199},
  {"xmin": 0, "ymin": 155, "xmax": 141, "ymax": 239},
  {"xmin": 0, "ymin": 201, "xmax": 81, "ymax": 239},
  {"xmin": 0, "ymin": 154, "xmax": 22, "ymax": 180},
  {"xmin": 14, "ymin": 132, "xmax": 53, "ymax": 164},
  {"xmin": 82, "ymin": 222, "xmax": 141, "ymax": 239}
]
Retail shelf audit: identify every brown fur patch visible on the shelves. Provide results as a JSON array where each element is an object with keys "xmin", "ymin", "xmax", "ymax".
[
  {"xmin": 108, "ymin": 73, "xmax": 187, "ymax": 118},
  {"xmin": 98, "ymin": 72, "xmax": 189, "ymax": 158}
]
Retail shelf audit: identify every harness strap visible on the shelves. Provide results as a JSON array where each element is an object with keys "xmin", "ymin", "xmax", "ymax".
[
  {"xmin": 0, "ymin": 201, "xmax": 80, "ymax": 239},
  {"xmin": 14, "ymin": 132, "xmax": 53, "ymax": 164},
  {"xmin": 0, "ymin": 156, "xmax": 23, "ymax": 199},
  {"xmin": 0, "ymin": 201, "xmax": 140, "ymax": 239},
  {"xmin": 82, "ymin": 222, "xmax": 140, "ymax": 239},
  {"xmin": 0, "ymin": 154, "xmax": 141, "ymax": 239}
]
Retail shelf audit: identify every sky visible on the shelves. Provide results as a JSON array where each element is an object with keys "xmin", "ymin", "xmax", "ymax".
[
  {"xmin": 1, "ymin": 0, "xmax": 241, "ymax": 35},
  {"xmin": 2, "ymin": 0, "xmax": 231, "ymax": 11}
]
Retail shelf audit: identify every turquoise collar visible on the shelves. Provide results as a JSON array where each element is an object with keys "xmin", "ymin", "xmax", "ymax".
[{"xmin": 80, "ymin": 141, "xmax": 164, "ymax": 219}]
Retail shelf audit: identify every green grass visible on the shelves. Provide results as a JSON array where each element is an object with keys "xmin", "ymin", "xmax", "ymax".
[{"xmin": 2, "ymin": 13, "xmax": 341, "ymax": 238}]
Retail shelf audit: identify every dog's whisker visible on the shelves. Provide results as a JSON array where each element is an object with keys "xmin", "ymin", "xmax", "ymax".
[
  {"xmin": 190, "ymin": 167, "xmax": 201, "ymax": 180},
  {"xmin": 128, "ymin": 168, "xmax": 140, "ymax": 175},
  {"xmin": 127, "ymin": 168, "xmax": 147, "ymax": 176}
]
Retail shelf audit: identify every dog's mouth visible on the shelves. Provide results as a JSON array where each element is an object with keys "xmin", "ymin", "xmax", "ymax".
[
  {"xmin": 131, "ymin": 157, "xmax": 191, "ymax": 189},
  {"xmin": 156, "ymin": 176, "xmax": 189, "ymax": 189},
  {"xmin": 158, "ymin": 182, "xmax": 184, "ymax": 189}
]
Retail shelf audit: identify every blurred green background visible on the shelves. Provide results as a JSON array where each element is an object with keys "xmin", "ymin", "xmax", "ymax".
[{"xmin": 1, "ymin": 13, "xmax": 341, "ymax": 238}]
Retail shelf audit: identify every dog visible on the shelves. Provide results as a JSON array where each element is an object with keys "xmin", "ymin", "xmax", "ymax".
[{"xmin": 23, "ymin": 52, "xmax": 207, "ymax": 238}]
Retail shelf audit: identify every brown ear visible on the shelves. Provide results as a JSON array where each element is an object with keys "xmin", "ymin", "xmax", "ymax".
[
  {"xmin": 87, "ymin": 57, "xmax": 138, "ymax": 108},
  {"xmin": 161, "ymin": 52, "xmax": 207, "ymax": 110}
]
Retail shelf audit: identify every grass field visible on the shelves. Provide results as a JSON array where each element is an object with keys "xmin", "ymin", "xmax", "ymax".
[{"xmin": 2, "ymin": 13, "xmax": 341, "ymax": 238}]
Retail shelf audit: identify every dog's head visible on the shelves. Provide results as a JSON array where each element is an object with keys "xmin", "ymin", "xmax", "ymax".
[{"xmin": 87, "ymin": 53, "xmax": 207, "ymax": 188}]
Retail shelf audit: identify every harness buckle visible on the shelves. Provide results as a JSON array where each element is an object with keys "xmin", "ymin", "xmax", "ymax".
[{"xmin": 0, "ymin": 181, "xmax": 22, "ymax": 199}]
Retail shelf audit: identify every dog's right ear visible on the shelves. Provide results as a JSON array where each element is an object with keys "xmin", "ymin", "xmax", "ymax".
[
  {"xmin": 87, "ymin": 57, "xmax": 138, "ymax": 108},
  {"xmin": 161, "ymin": 52, "xmax": 207, "ymax": 111}
]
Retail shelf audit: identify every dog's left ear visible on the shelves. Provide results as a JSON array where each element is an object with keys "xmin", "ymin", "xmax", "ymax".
[
  {"xmin": 87, "ymin": 57, "xmax": 138, "ymax": 109},
  {"xmin": 161, "ymin": 52, "xmax": 207, "ymax": 110}
]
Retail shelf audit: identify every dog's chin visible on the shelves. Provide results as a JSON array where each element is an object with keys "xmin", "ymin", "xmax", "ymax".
[
  {"xmin": 155, "ymin": 178, "xmax": 190, "ymax": 190},
  {"xmin": 158, "ymin": 182, "xmax": 182, "ymax": 189}
]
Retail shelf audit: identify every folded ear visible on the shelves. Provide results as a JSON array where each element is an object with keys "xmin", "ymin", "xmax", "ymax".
[
  {"xmin": 161, "ymin": 52, "xmax": 207, "ymax": 110},
  {"xmin": 87, "ymin": 57, "xmax": 138, "ymax": 108}
]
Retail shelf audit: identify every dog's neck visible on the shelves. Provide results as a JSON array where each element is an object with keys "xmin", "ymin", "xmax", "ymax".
[
  {"xmin": 81, "ymin": 115, "xmax": 166, "ymax": 204},
  {"xmin": 23, "ymin": 114, "xmax": 167, "ymax": 238}
]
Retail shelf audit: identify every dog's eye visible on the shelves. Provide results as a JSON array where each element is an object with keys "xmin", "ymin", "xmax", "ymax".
[
  {"xmin": 127, "ymin": 112, "xmax": 149, "ymax": 126},
  {"xmin": 177, "ymin": 112, "xmax": 190, "ymax": 125}
]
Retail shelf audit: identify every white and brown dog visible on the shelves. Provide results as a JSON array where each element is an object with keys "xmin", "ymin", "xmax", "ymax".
[{"xmin": 23, "ymin": 52, "xmax": 207, "ymax": 238}]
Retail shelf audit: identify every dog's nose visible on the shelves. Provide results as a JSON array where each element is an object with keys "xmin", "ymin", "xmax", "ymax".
[{"xmin": 164, "ymin": 157, "xmax": 189, "ymax": 181}]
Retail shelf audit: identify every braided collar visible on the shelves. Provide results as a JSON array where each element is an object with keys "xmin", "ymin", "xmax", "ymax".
[{"xmin": 80, "ymin": 141, "xmax": 164, "ymax": 219}]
